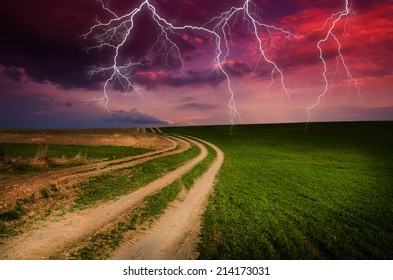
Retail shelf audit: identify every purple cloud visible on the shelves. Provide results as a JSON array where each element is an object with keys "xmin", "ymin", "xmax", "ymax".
[{"xmin": 103, "ymin": 108, "xmax": 168, "ymax": 125}]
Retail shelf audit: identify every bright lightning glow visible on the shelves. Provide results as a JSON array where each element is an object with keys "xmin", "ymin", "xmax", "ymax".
[{"xmin": 84, "ymin": 0, "xmax": 360, "ymax": 126}]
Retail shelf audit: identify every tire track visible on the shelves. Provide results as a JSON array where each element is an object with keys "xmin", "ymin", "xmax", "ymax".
[
  {"xmin": 0, "ymin": 135, "xmax": 177, "ymax": 207},
  {"xmin": 111, "ymin": 137, "xmax": 224, "ymax": 260},
  {"xmin": 0, "ymin": 137, "xmax": 208, "ymax": 260}
]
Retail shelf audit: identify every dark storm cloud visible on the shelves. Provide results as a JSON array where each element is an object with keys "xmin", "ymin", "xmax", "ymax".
[
  {"xmin": 0, "ymin": 0, "xmax": 182, "ymax": 90},
  {"xmin": 179, "ymin": 102, "xmax": 219, "ymax": 110},
  {"xmin": 0, "ymin": 1, "xmax": 105, "ymax": 90},
  {"xmin": 0, "ymin": 0, "xmax": 230, "ymax": 91},
  {"xmin": 104, "ymin": 108, "xmax": 169, "ymax": 125},
  {"xmin": 1, "ymin": 66, "xmax": 24, "ymax": 82},
  {"xmin": 1, "ymin": 0, "xmax": 384, "ymax": 92},
  {"xmin": 133, "ymin": 68, "xmax": 226, "ymax": 88},
  {"xmin": 165, "ymin": 70, "xmax": 226, "ymax": 87},
  {"xmin": 223, "ymin": 60, "xmax": 252, "ymax": 77},
  {"xmin": 0, "ymin": 0, "xmax": 311, "ymax": 91}
]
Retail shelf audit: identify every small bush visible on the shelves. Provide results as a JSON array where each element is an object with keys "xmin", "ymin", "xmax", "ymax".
[
  {"xmin": 128, "ymin": 215, "xmax": 138, "ymax": 230},
  {"xmin": 40, "ymin": 188, "xmax": 50, "ymax": 199},
  {"xmin": 0, "ymin": 222, "xmax": 6, "ymax": 234},
  {"xmin": 0, "ymin": 210, "xmax": 20, "ymax": 221},
  {"xmin": 0, "ymin": 207, "xmax": 24, "ymax": 221},
  {"xmin": 73, "ymin": 151, "xmax": 83, "ymax": 161},
  {"xmin": 16, "ymin": 194, "xmax": 36, "ymax": 205},
  {"xmin": 50, "ymin": 184, "xmax": 59, "ymax": 192}
]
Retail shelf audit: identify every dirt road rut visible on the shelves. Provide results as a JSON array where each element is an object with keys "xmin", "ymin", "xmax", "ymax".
[
  {"xmin": 0, "ymin": 137, "xmax": 209, "ymax": 259},
  {"xmin": 111, "ymin": 138, "xmax": 224, "ymax": 260}
]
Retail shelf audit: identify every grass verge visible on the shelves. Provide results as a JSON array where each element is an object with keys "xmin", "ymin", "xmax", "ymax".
[
  {"xmin": 0, "ymin": 185, "xmax": 65, "ymax": 239},
  {"xmin": 70, "ymin": 144, "xmax": 200, "ymax": 210}
]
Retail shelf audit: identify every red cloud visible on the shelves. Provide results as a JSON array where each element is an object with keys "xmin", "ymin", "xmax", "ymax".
[
  {"xmin": 137, "ymin": 71, "xmax": 167, "ymax": 81},
  {"xmin": 182, "ymin": 34, "xmax": 205, "ymax": 45},
  {"xmin": 193, "ymin": 37, "xmax": 204, "ymax": 44},
  {"xmin": 243, "ymin": 3, "xmax": 393, "ymax": 81}
]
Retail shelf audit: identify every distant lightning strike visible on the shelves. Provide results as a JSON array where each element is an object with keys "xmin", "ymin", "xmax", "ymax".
[
  {"xmin": 85, "ymin": 0, "xmax": 359, "ymax": 125},
  {"xmin": 306, "ymin": 0, "xmax": 361, "ymax": 126}
]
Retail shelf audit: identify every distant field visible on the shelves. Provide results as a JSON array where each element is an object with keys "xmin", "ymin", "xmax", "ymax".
[
  {"xmin": 164, "ymin": 121, "xmax": 393, "ymax": 259},
  {"xmin": 0, "ymin": 143, "xmax": 149, "ymax": 160},
  {"xmin": 0, "ymin": 128, "xmax": 160, "ymax": 174},
  {"xmin": 0, "ymin": 143, "xmax": 150, "ymax": 173}
]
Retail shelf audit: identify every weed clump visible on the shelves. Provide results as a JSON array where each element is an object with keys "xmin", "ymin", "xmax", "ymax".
[
  {"xmin": 16, "ymin": 194, "xmax": 36, "ymax": 205},
  {"xmin": 0, "ymin": 202, "xmax": 26, "ymax": 222},
  {"xmin": 50, "ymin": 184, "xmax": 59, "ymax": 192},
  {"xmin": 31, "ymin": 144, "xmax": 50, "ymax": 165},
  {"xmin": 0, "ymin": 146, "xmax": 12, "ymax": 169},
  {"xmin": 73, "ymin": 151, "xmax": 84, "ymax": 161},
  {"xmin": 0, "ymin": 222, "xmax": 6, "ymax": 234},
  {"xmin": 39, "ymin": 188, "xmax": 50, "ymax": 199}
]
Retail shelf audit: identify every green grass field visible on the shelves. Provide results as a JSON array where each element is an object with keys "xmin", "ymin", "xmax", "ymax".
[{"xmin": 164, "ymin": 121, "xmax": 393, "ymax": 259}]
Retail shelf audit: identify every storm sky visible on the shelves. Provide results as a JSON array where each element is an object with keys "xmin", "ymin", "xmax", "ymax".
[{"xmin": 0, "ymin": 0, "xmax": 392, "ymax": 128}]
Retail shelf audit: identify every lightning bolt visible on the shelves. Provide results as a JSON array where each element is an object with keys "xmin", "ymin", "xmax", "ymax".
[
  {"xmin": 84, "ymin": 0, "xmax": 359, "ymax": 126},
  {"xmin": 306, "ymin": 0, "xmax": 361, "ymax": 127}
]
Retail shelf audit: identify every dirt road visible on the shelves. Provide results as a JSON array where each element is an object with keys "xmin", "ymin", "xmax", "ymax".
[
  {"xmin": 0, "ymin": 137, "xmax": 208, "ymax": 259},
  {"xmin": 0, "ymin": 136, "xmax": 177, "ymax": 209},
  {"xmin": 111, "ymin": 138, "xmax": 224, "ymax": 260}
]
